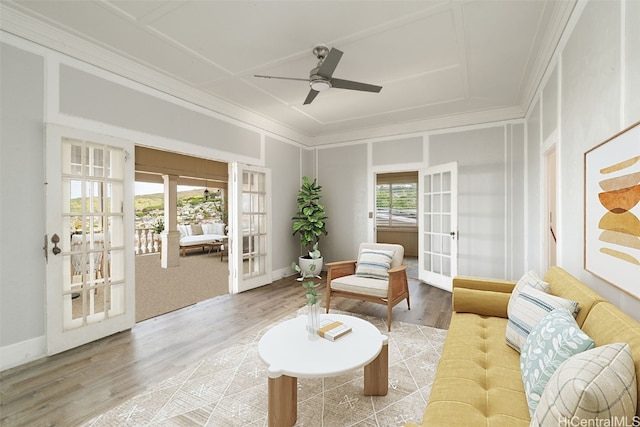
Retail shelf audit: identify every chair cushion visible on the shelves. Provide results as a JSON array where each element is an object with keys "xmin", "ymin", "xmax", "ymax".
[
  {"xmin": 520, "ymin": 308, "xmax": 594, "ymax": 416},
  {"xmin": 330, "ymin": 275, "xmax": 388, "ymax": 298},
  {"xmin": 531, "ymin": 343, "xmax": 637, "ymax": 426},
  {"xmin": 355, "ymin": 249, "xmax": 395, "ymax": 279},
  {"xmin": 506, "ymin": 285, "xmax": 579, "ymax": 352}
]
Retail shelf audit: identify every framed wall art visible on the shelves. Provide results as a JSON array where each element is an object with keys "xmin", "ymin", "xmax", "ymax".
[{"xmin": 584, "ymin": 121, "xmax": 640, "ymax": 298}]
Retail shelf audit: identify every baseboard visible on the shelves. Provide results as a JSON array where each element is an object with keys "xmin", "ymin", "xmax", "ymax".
[{"xmin": 1, "ymin": 335, "xmax": 46, "ymax": 371}]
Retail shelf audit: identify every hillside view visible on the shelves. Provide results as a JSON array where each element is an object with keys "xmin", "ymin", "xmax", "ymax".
[
  {"xmin": 69, "ymin": 189, "xmax": 226, "ymax": 232},
  {"xmin": 135, "ymin": 189, "xmax": 225, "ymax": 230}
]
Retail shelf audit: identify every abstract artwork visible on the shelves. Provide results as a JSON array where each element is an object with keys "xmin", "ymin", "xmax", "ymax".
[{"xmin": 584, "ymin": 121, "xmax": 640, "ymax": 298}]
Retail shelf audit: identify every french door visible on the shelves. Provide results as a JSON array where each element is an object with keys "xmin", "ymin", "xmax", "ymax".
[
  {"xmin": 229, "ymin": 163, "xmax": 272, "ymax": 293},
  {"xmin": 45, "ymin": 125, "xmax": 135, "ymax": 355},
  {"xmin": 418, "ymin": 162, "xmax": 458, "ymax": 291}
]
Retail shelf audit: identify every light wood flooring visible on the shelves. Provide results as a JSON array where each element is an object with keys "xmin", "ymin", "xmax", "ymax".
[{"xmin": 0, "ymin": 274, "xmax": 452, "ymax": 427}]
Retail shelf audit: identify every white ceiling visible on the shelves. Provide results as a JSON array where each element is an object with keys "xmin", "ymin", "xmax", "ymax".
[{"xmin": 0, "ymin": 0, "xmax": 576, "ymax": 145}]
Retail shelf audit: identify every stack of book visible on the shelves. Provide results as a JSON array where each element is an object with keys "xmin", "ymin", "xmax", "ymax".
[{"xmin": 318, "ymin": 318, "xmax": 352, "ymax": 341}]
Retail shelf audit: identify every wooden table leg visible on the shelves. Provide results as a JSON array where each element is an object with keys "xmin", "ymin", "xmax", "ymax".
[
  {"xmin": 268, "ymin": 374, "xmax": 297, "ymax": 427},
  {"xmin": 364, "ymin": 338, "xmax": 388, "ymax": 396}
]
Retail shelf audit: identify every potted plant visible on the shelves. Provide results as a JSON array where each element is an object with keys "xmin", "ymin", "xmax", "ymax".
[
  {"xmin": 292, "ymin": 176, "xmax": 328, "ymax": 277},
  {"xmin": 153, "ymin": 217, "xmax": 165, "ymax": 238}
]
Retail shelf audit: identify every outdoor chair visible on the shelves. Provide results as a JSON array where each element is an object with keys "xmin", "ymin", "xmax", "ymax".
[{"xmin": 325, "ymin": 243, "xmax": 410, "ymax": 331}]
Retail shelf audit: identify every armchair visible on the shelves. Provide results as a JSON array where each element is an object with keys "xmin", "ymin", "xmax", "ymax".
[{"xmin": 325, "ymin": 243, "xmax": 410, "ymax": 331}]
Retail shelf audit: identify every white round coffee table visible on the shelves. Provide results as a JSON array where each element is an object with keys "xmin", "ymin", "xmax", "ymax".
[{"xmin": 258, "ymin": 313, "xmax": 389, "ymax": 427}]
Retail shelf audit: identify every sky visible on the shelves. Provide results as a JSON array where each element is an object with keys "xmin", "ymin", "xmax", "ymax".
[{"xmin": 134, "ymin": 182, "xmax": 202, "ymax": 195}]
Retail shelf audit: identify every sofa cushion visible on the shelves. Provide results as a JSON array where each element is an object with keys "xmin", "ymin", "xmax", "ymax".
[
  {"xmin": 422, "ymin": 313, "xmax": 530, "ymax": 426},
  {"xmin": 508, "ymin": 270, "xmax": 549, "ymax": 319},
  {"xmin": 330, "ymin": 274, "xmax": 388, "ymax": 298},
  {"xmin": 191, "ymin": 224, "xmax": 203, "ymax": 235},
  {"xmin": 544, "ymin": 266, "xmax": 605, "ymax": 328},
  {"xmin": 506, "ymin": 285, "xmax": 579, "ymax": 352},
  {"xmin": 453, "ymin": 287, "xmax": 511, "ymax": 318},
  {"xmin": 520, "ymin": 308, "xmax": 594, "ymax": 416},
  {"xmin": 531, "ymin": 343, "xmax": 637, "ymax": 426},
  {"xmin": 355, "ymin": 249, "xmax": 394, "ymax": 279}
]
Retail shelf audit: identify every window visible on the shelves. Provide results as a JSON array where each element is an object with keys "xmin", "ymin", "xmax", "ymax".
[{"xmin": 376, "ymin": 172, "xmax": 417, "ymax": 228}]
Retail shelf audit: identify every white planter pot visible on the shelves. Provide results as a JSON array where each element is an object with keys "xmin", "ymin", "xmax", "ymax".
[{"xmin": 298, "ymin": 256, "xmax": 323, "ymax": 279}]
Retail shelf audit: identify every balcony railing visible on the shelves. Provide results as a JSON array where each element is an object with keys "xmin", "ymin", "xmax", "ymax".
[{"xmin": 135, "ymin": 228, "xmax": 161, "ymax": 255}]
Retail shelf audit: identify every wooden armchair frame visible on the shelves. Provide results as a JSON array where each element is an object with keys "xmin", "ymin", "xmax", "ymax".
[{"xmin": 325, "ymin": 258, "xmax": 410, "ymax": 331}]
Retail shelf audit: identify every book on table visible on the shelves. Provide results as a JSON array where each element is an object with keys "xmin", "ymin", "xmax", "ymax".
[{"xmin": 318, "ymin": 318, "xmax": 352, "ymax": 341}]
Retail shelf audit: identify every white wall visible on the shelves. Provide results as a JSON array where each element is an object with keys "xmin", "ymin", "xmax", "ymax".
[
  {"xmin": 318, "ymin": 144, "xmax": 370, "ymax": 263},
  {"xmin": 1, "ymin": 42, "xmax": 46, "ymax": 354},
  {"xmin": 316, "ymin": 125, "xmax": 526, "ymax": 281},
  {"xmin": 525, "ymin": 0, "xmax": 640, "ymax": 320}
]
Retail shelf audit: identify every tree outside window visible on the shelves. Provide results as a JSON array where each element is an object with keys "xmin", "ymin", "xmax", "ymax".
[{"xmin": 376, "ymin": 180, "xmax": 417, "ymax": 228}]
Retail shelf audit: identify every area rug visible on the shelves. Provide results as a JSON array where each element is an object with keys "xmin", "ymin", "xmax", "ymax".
[{"xmin": 84, "ymin": 309, "xmax": 446, "ymax": 427}]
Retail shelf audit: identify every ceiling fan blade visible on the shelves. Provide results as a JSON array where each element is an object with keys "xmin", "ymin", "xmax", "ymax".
[
  {"xmin": 254, "ymin": 74, "xmax": 310, "ymax": 82},
  {"xmin": 303, "ymin": 89, "xmax": 319, "ymax": 105},
  {"xmin": 330, "ymin": 78, "xmax": 382, "ymax": 93},
  {"xmin": 317, "ymin": 48, "xmax": 343, "ymax": 78}
]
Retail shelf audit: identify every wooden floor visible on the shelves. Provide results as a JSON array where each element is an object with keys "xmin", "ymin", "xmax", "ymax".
[{"xmin": 0, "ymin": 275, "xmax": 452, "ymax": 427}]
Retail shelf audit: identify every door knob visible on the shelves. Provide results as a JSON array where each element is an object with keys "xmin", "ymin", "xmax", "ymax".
[{"xmin": 51, "ymin": 234, "xmax": 61, "ymax": 255}]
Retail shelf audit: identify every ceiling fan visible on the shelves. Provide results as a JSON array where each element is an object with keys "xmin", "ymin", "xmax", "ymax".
[{"xmin": 254, "ymin": 44, "xmax": 383, "ymax": 105}]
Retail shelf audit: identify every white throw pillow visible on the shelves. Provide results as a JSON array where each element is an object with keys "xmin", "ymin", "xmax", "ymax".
[
  {"xmin": 520, "ymin": 308, "xmax": 594, "ymax": 416},
  {"xmin": 212, "ymin": 222, "xmax": 225, "ymax": 235},
  {"xmin": 178, "ymin": 224, "xmax": 189, "ymax": 238},
  {"xmin": 355, "ymin": 249, "xmax": 395, "ymax": 280},
  {"xmin": 508, "ymin": 270, "xmax": 550, "ymax": 318},
  {"xmin": 505, "ymin": 285, "xmax": 579, "ymax": 352},
  {"xmin": 531, "ymin": 343, "xmax": 637, "ymax": 427}
]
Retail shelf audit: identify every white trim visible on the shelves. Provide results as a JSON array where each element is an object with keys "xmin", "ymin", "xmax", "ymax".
[
  {"xmin": 504, "ymin": 125, "xmax": 509, "ymax": 279},
  {"xmin": 620, "ymin": 0, "xmax": 626, "ymax": 128},
  {"xmin": 0, "ymin": 336, "xmax": 46, "ymax": 371}
]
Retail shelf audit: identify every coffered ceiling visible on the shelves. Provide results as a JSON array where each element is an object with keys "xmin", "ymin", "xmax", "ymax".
[{"xmin": 0, "ymin": 1, "xmax": 576, "ymax": 145}]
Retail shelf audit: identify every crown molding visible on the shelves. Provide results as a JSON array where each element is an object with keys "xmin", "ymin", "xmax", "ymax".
[
  {"xmin": 0, "ymin": 4, "xmax": 314, "ymax": 146},
  {"xmin": 518, "ymin": 0, "xmax": 577, "ymax": 115},
  {"xmin": 309, "ymin": 105, "xmax": 524, "ymax": 146}
]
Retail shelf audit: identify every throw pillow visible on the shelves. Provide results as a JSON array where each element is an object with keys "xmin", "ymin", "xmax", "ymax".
[
  {"xmin": 508, "ymin": 270, "xmax": 550, "ymax": 318},
  {"xmin": 520, "ymin": 308, "xmax": 595, "ymax": 417},
  {"xmin": 505, "ymin": 285, "xmax": 579, "ymax": 352},
  {"xmin": 191, "ymin": 224, "xmax": 203, "ymax": 235},
  {"xmin": 531, "ymin": 343, "xmax": 637, "ymax": 427},
  {"xmin": 178, "ymin": 225, "xmax": 188, "ymax": 239},
  {"xmin": 355, "ymin": 249, "xmax": 395, "ymax": 280}
]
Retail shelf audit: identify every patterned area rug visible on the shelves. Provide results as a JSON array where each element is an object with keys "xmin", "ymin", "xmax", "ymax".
[{"xmin": 84, "ymin": 309, "xmax": 446, "ymax": 426}]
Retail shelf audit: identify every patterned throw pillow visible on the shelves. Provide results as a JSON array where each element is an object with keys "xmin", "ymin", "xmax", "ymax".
[
  {"xmin": 508, "ymin": 270, "xmax": 550, "ymax": 318},
  {"xmin": 505, "ymin": 285, "xmax": 579, "ymax": 352},
  {"xmin": 520, "ymin": 308, "xmax": 594, "ymax": 417},
  {"xmin": 355, "ymin": 249, "xmax": 395, "ymax": 280},
  {"xmin": 531, "ymin": 343, "xmax": 637, "ymax": 427},
  {"xmin": 191, "ymin": 224, "xmax": 203, "ymax": 235}
]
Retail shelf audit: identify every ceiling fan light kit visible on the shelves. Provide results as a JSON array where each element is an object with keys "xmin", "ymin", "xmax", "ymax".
[
  {"xmin": 255, "ymin": 44, "xmax": 382, "ymax": 105},
  {"xmin": 310, "ymin": 79, "xmax": 331, "ymax": 92}
]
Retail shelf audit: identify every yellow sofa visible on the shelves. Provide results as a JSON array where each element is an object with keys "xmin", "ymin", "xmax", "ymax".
[{"xmin": 407, "ymin": 266, "xmax": 640, "ymax": 427}]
